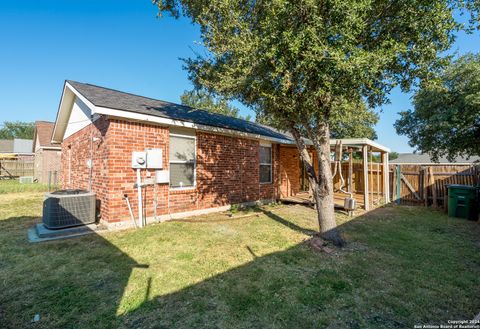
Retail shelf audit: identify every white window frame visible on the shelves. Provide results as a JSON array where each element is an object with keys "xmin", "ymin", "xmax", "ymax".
[
  {"xmin": 169, "ymin": 132, "xmax": 197, "ymax": 190},
  {"xmin": 259, "ymin": 144, "xmax": 272, "ymax": 184}
]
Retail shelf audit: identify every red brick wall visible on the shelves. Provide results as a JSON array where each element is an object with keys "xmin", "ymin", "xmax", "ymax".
[
  {"xmin": 103, "ymin": 119, "xmax": 170, "ymax": 223},
  {"xmin": 279, "ymin": 145, "xmax": 318, "ymax": 198},
  {"xmin": 34, "ymin": 148, "xmax": 61, "ymax": 184},
  {"xmin": 62, "ymin": 117, "xmax": 280, "ymax": 223},
  {"xmin": 165, "ymin": 132, "xmax": 280, "ymax": 215},
  {"xmin": 279, "ymin": 146, "xmax": 300, "ymax": 197},
  {"xmin": 61, "ymin": 116, "xmax": 110, "ymax": 219}
]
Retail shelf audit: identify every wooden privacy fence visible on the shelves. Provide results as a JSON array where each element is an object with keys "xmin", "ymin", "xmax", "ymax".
[
  {"xmin": 389, "ymin": 164, "xmax": 480, "ymax": 208},
  {"xmin": 332, "ymin": 162, "xmax": 384, "ymax": 195},
  {"xmin": 332, "ymin": 161, "xmax": 386, "ymax": 209},
  {"xmin": 0, "ymin": 159, "xmax": 34, "ymax": 178}
]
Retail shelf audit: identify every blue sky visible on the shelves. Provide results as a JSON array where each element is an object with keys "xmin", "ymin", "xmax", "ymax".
[{"xmin": 0, "ymin": 1, "xmax": 479, "ymax": 152}]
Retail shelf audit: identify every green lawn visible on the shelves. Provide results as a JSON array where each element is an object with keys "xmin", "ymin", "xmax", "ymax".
[
  {"xmin": 0, "ymin": 179, "xmax": 51, "ymax": 194},
  {"xmin": 0, "ymin": 191, "xmax": 479, "ymax": 328}
]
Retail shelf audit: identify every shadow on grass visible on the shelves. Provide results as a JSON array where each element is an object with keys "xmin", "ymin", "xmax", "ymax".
[
  {"xmin": 116, "ymin": 206, "xmax": 480, "ymax": 328},
  {"xmin": 1, "ymin": 205, "xmax": 480, "ymax": 328},
  {"xmin": 0, "ymin": 215, "xmax": 145, "ymax": 329},
  {"xmin": 261, "ymin": 208, "xmax": 318, "ymax": 236}
]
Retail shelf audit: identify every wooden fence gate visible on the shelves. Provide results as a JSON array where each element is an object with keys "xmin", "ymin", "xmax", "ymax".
[{"xmin": 389, "ymin": 164, "xmax": 480, "ymax": 208}]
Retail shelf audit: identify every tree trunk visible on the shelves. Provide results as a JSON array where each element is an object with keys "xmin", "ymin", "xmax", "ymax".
[{"xmin": 290, "ymin": 125, "xmax": 345, "ymax": 247}]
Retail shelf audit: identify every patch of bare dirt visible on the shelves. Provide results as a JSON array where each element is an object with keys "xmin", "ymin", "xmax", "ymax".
[
  {"xmin": 306, "ymin": 236, "xmax": 369, "ymax": 255},
  {"xmin": 306, "ymin": 236, "xmax": 338, "ymax": 254}
]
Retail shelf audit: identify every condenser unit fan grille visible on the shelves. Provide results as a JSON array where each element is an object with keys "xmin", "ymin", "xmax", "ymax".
[{"xmin": 42, "ymin": 190, "xmax": 96, "ymax": 229}]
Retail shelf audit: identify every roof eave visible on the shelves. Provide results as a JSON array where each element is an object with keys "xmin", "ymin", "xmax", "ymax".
[
  {"xmin": 330, "ymin": 138, "xmax": 390, "ymax": 153},
  {"xmin": 94, "ymin": 106, "xmax": 293, "ymax": 144}
]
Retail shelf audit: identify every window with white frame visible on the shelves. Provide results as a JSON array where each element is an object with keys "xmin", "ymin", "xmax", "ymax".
[
  {"xmin": 169, "ymin": 131, "xmax": 196, "ymax": 188},
  {"xmin": 259, "ymin": 145, "xmax": 272, "ymax": 183}
]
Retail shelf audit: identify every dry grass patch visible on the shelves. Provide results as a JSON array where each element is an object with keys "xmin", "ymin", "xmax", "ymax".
[{"xmin": 0, "ymin": 180, "xmax": 51, "ymax": 194}]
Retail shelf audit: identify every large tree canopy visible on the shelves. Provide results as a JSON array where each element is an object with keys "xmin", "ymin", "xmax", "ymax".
[
  {"xmin": 329, "ymin": 104, "xmax": 378, "ymax": 140},
  {"xmin": 181, "ymin": 89, "xmax": 252, "ymax": 120},
  {"xmin": 156, "ymin": 0, "xmax": 479, "ymax": 245},
  {"xmin": 0, "ymin": 121, "xmax": 34, "ymax": 140},
  {"xmin": 395, "ymin": 54, "xmax": 480, "ymax": 161},
  {"xmin": 256, "ymin": 101, "xmax": 379, "ymax": 140}
]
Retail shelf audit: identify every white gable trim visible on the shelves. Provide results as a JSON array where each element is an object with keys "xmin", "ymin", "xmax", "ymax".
[
  {"xmin": 63, "ymin": 98, "xmax": 93, "ymax": 139},
  {"xmin": 52, "ymin": 82, "xmax": 100, "ymax": 143},
  {"xmin": 65, "ymin": 81, "xmax": 97, "ymax": 110}
]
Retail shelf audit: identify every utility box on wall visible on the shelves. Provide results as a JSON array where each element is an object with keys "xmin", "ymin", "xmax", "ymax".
[
  {"xmin": 146, "ymin": 149, "xmax": 163, "ymax": 169},
  {"xmin": 131, "ymin": 152, "xmax": 147, "ymax": 169},
  {"xmin": 155, "ymin": 170, "xmax": 169, "ymax": 184}
]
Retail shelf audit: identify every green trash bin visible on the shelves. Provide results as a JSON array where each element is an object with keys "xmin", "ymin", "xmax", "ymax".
[{"xmin": 446, "ymin": 184, "xmax": 479, "ymax": 220}]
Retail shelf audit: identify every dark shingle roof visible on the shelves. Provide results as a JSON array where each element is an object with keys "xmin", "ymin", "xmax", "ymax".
[
  {"xmin": 35, "ymin": 121, "xmax": 58, "ymax": 148},
  {"xmin": 390, "ymin": 153, "xmax": 480, "ymax": 164},
  {"xmin": 67, "ymin": 80, "xmax": 291, "ymax": 142}
]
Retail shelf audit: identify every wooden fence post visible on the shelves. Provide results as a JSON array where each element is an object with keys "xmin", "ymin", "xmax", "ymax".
[
  {"xmin": 362, "ymin": 145, "xmax": 370, "ymax": 210},
  {"xmin": 381, "ymin": 152, "xmax": 390, "ymax": 203},
  {"xmin": 391, "ymin": 165, "xmax": 396, "ymax": 202},
  {"xmin": 429, "ymin": 167, "xmax": 438, "ymax": 208},
  {"xmin": 396, "ymin": 165, "xmax": 401, "ymax": 205},
  {"xmin": 348, "ymin": 149, "xmax": 353, "ymax": 193},
  {"xmin": 376, "ymin": 162, "xmax": 380, "ymax": 204},
  {"xmin": 422, "ymin": 167, "xmax": 428, "ymax": 207},
  {"xmin": 475, "ymin": 165, "xmax": 480, "ymax": 186},
  {"xmin": 369, "ymin": 151, "xmax": 374, "ymax": 208}
]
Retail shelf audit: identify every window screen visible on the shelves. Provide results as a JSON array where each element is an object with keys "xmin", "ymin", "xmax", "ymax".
[
  {"xmin": 170, "ymin": 134, "xmax": 196, "ymax": 188},
  {"xmin": 259, "ymin": 145, "xmax": 272, "ymax": 183},
  {"xmin": 170, "ymin": 136, "xmax": 195, "ymax": 162},
  {"xmin": 170, "ymin": 163, "xmax": 195, "ymax": 188},
  {"xmin": 260, "ymin": 146, "xmax": 272, "ymax": 164}
]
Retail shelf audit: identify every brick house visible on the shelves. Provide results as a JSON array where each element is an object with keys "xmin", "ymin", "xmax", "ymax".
[
  {"xmin": 32, "ymin": 121, "xmax": 61, "ymax": 184},
  {"xmin": 52, "ymin": 80, "xmax": 390, "ymax": 229}
]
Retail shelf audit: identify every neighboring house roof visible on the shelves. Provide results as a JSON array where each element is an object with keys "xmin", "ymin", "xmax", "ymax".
[
  {"xmin": 13, "ymin": 139, "xmax": 33, "ymax": 154},
  {"xmin": 66, "ymin": 80, "xmax": 290, "ymax": 142},
  {"xmin": 0, "ymin": 139, "xmax": 33, "ymax": 154},
  {"xmin": 390, "ymin": 153, "xmax": 480, "ymax": 164},
  {"xmin": 33, "ymin": 121, "xmax": 60, "ymax": 150}
]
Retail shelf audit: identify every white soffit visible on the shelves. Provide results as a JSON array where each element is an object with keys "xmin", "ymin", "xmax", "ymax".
[{"xmin": 330, "ymin": 138, "xmax": 390, "ymax": 153}]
